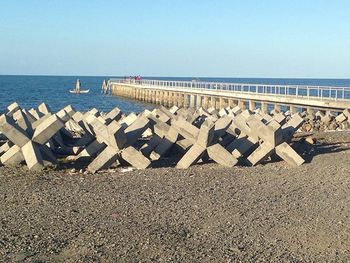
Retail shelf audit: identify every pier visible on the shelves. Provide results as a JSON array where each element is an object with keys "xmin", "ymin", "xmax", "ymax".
[{"xmin": 108, "ymin": 79, "xmax": 350, "ymax": 112}]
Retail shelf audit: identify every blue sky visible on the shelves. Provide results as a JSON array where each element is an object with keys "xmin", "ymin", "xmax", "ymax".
[{"xmin": 0, "ymin": 0, "xmax": 349, "ymax": 78}]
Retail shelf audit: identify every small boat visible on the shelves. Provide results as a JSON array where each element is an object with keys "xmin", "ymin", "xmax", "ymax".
[{"xmin": 69, "ymin": 79, "xmax": 90, "ymax": 94}]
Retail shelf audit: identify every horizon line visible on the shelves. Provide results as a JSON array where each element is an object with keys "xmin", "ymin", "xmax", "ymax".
[{"xmin": 0, "ymin": 73, "xmax": 350, "ymax": 80}]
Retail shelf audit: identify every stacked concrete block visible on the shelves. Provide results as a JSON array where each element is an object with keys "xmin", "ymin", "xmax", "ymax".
[
  {"xmin": 0, "ymin": 102, "xmax": 310, "ymax": 172},
  {"xmin": 0, "ymin": 110, "xmax": 64, "ymax": 170}
]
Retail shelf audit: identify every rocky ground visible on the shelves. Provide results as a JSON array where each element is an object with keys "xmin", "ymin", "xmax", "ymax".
[{"xmin": 1, "ymin": 131, "xmax": 350, "ymax": 262}]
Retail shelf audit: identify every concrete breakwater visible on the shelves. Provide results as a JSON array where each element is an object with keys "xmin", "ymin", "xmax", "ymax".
[{"xmin": 1, "ymin": 101, "xmax": 348, "ymax": 172}]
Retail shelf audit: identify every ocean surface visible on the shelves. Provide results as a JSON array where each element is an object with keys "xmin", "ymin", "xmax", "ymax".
[{"xmin": 1, "ymin": 75, "xmax": 350, "ymax": 114}]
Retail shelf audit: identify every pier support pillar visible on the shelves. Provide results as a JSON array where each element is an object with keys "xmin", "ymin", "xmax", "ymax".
[
  {"xmin": 178, "ymin": 93, "xmax": 183, "ymax": 108},
  {"xmin": 203, "ymin": 96, "xmax": 208, "ymax": 109},
  {"xmin": 306, "ymin": 106, "xmax": 314, "ymax": 114},
  {"xmin": 290, "ymin": 105, "xmax": 297, "ymax": 114},
  {"xmin": 196, "ymin": 94, "xmax": 201, "ymax": 109},
  {"xmin": 261, "ymin": 102, "xmax": 268, "ymax": 113},
  {"xmin": 210, "ymin": 97, "xmax": 215, "ymax": 108},
  {"xmin": 249, "ymin": 100, "xmax": 256, "ymax": 111},
  {"xmin": 190, "ymin": 94, "xmax": 195, "ymax": 109},
  {"xmin": 228, "ymin": 99, "xmax": 236, "ymax": 108},
  {"xmin": 274, "ymin": 104, "xmax": 281, "ymax": 112},
  {"xmin": 238, "ymin": 100, "xmax": 245, "ymax": 110},
  {"xmin": 184, "ymin": 94, "xmax": 189, "ymax": 108},
  {"xmin": 219, "ymin": 98, "xmax": 224, "ymax": 109}
]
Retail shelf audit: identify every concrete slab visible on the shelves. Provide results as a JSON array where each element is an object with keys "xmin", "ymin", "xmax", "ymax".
[
  {"xmin": 0, "ymin": 115, "xmax": 30, "ymax": 147},
  {"xmin": 124, "ymin": 116, "xmax": 150, "ymax": 146},
  {"xmin": 32, "ymin": 115, "xmax": 64, "ymax": 145},
  {"xmin": 247, "ymin": 142, "xmax": 274, "ymax": 166},
  {"xmin": 88, "ymin": 146, "xmax": 120, "ymax": 173},
  {"xmin": 121, "ymin": 146, "xmax": 151, "ymax": 169},
  {"xmin": 104, "ymin": 107, "xmax": 122, "ymax": 124},
  {"xmin": 38, "ymin": 102, "xmax": 51, "ymax": 115},
  {"xmin": 140, "ymin": 134, "xmax": 163, "ymax": 156},
  {"xmin": 0, "ymin": 145, "xmax": 24, "ymax": 165},
  {"xmin": 207, "ymin": 144, "xmax": 238, "ymax": 167},
  {"xmin": 6, "ymin": 102, "xmax": 21, "ymax": 117},
  {"xmin": 176, "ymin": 143, "xmax": 206, "ymax": 169},
  {"xmin": 22, "ymin": 141, "xmax": 44, "ymax": 170},
  {"xmin": 275, "ymin": 142, "xmax": 305, "ymax": 166}
]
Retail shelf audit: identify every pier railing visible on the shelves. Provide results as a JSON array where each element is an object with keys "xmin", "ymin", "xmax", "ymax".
[{"xmin": 109, "ymin": 79, "xmax": 350, "ymax": 101}]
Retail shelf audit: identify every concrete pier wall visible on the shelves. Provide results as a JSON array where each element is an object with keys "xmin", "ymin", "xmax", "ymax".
[{"xmin": 110, "ymin": 82, "xmax": 350, "ymax": 113}]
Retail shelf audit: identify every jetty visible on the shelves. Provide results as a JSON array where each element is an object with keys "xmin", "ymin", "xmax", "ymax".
[{"xmin": 108, "ymin": 79, "xmax": 350, "ymax": 112}]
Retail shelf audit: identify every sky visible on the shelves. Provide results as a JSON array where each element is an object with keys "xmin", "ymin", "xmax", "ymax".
[{"xmin": 0, "ymin": 0, "xmax": 350, "ymax": 78}]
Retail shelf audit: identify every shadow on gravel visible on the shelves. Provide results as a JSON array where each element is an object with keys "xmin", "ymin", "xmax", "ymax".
[{"xmin": 293, "ymin": 135, "xmax": 350, "ymax": 164}]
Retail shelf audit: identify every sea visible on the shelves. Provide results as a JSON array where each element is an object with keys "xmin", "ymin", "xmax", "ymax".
[{"xmin": 1, "ymin": 75, "xmax": 350, "ymax": 114}]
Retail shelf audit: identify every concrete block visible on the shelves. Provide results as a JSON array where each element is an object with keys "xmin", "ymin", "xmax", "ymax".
[
  {"xmin": 12, "ymin": 110, "xmax": 33, "ymax": 136},
  {"xmin": 38, "ymin": 102, "xmax": 51, "ymax": 115},
  {"xmin": 22, "ymin": 141, "xmax": 44, "ymax": 170},
  {"xmin": 169, "ymin": 105, "xmax": 179, "ymax": 114},
  {"xmin": 63, "ymin": 105, "xmax": 76, "ymax": 117},
  {"xmin": 207, "ymin": 144, "xmax": 238, "ymax": 167},
  {"xmin": 0, "ymin": 115, "xmax": 30, "ymax": 147},
  {"xmin": 214, "ymin": 116, "xmax": 232, "ymax": 139},
  {"xmin": 141, "ymin": 134, "xmax": 162, "ymax": 156},
  {"xmin": 247, "ymin": 142, "xmax": 274, "ymax": 166},
  {"xmin": 158, "ymin": 105, "xmax": 176, "ymax": 119},
  {"xmin": 273, "ymin": 112, "xmax": 286, "ymax": 124},
  {"xmin": 22, "ymin": 109, "xmax": 38, "ymax": 124},
  {"xmin": 76, "ymin": 140, "xmax": 106, "ymax": 159},
  {"xmin": 121, "ymin": 146, "xmax": 150, "ymax": 169},
  {"xmin": 29, "ymin": 108, "xmax": 42, "ymax": 120},
  {"xmin": 343, "ymin": 109, "xmax": 350, "ymax": 117},
  {"xmin": 124, "ymin": 116, "xmax": 150, "ymax": 146},
  {"xmin": 104, "ymin": 107, "xmax": 122, "ymax": 124},
  {"xmin": 176, "ymin": 143, "xmax": 206, "ymax": 169},
  {"xmin": 6, "ymin": 102, "xmax": 21, "ymax": 117},
  {"xmin": 119, "ymin": 112, "xmax": 137, "ymax": 128},
  {"xmin": 262, "ymin": 114, "xmax": 273, "ymax": 123},
  {"xmin": 107, "ymin": 121, "xmax": 127, "ymax": 149},
  {"xmin": 218, "ymin": 108, "xmax": 228, "ymax": 117},
  {"xmin": 232, "ymin": 106, "xmax": 242, "ymax": 115},
  {"xmin": 219, "ymin": 133, "xmax": 236, "ymax": 147},
  {"xmin": 196, "ymin": 120, "xmax": 215, "ymax": 148},
  {"xmin": 88, "ymin": 108, "xmax": 100, "ymax": 116},
  {"xmin": 154, "ymin": 122, "xmax": 171, "ymax": 138},
  {"xmin": 176, "ymin": 138, "xmax": 193, "ymax": 151},
  {"xmin": 0, "ymin": 141, "xmax": 13, "ymax": 156},
  {"xmin": 171, "ymin": 119, "xmax": 199, "ymax": 143},
  {"xmin": 227, "ymin": 135, "xmax": 259, "ymax": 159},
  {"xmin": 335, "ymin": 113, "xmax": 347, "ymax": 123},
  {"xmin": 31, "ymin": 113, "xmax": 52, "ymax": 130},
  {"xmin": 150, "ymin": 136, "xmax": 176, "ymax": 160},
  {"xmin": 56, "ymin": 109, "xmax": 70, "ymax": 123},
  {"xmin": 275, "ymin": 142, "xmax": 304, "ymax": 166},
  {"xmin": 88, "ymin": 146, "xmax": 120, "ymax": 173},
  {"xmin": 0, "ymin": 145, "xmax": 24, "ymax": 165},
  {"xmin": 32, "ymin": 115, "xmax": 64, "ymax": 145},
  {"xmin": 154, "ymin": 110, "xmax": 170, "ymax": 124},
  {"xmin": 72, "ymin": 111, "xmax": 84, "ymax": 123},
  {"xmin": 232, "ymin": 114, "xmax": 256, "ymax": 139},
  {"xmin": 142, "ymin": 128, "xmax": 153, "ymax": 138}
]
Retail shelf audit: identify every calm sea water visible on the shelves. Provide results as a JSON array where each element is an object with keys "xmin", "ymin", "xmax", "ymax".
[{"xmin": 1, "ymin": 75, "xmax": 350, "ymax": 114}]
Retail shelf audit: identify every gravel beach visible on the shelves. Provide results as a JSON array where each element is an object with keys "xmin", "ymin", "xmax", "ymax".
[{"xmin": 1, "ymin": 131, "xmax": 350, "ymax": 262}]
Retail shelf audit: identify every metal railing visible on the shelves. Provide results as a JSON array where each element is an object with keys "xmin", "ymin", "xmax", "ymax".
[{"xmin": 109, "ymin": 78, "xmax": 350, "ymax": 101}]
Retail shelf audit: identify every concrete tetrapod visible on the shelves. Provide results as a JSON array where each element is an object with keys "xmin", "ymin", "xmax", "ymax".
[
  {"xmin": 176, "ymin": 120, "xmax": 238, "ymax": 169},
  {"xmin": 246, "ymin": 114, "xmax": 305, "ymax": 166},
  {"xmin": 87, "ymin": 115, "xmax": 151, "ymax": 173},
  {"xmin": 0, "ymin": 114, "xmax": 64, "ymax": 170}
]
